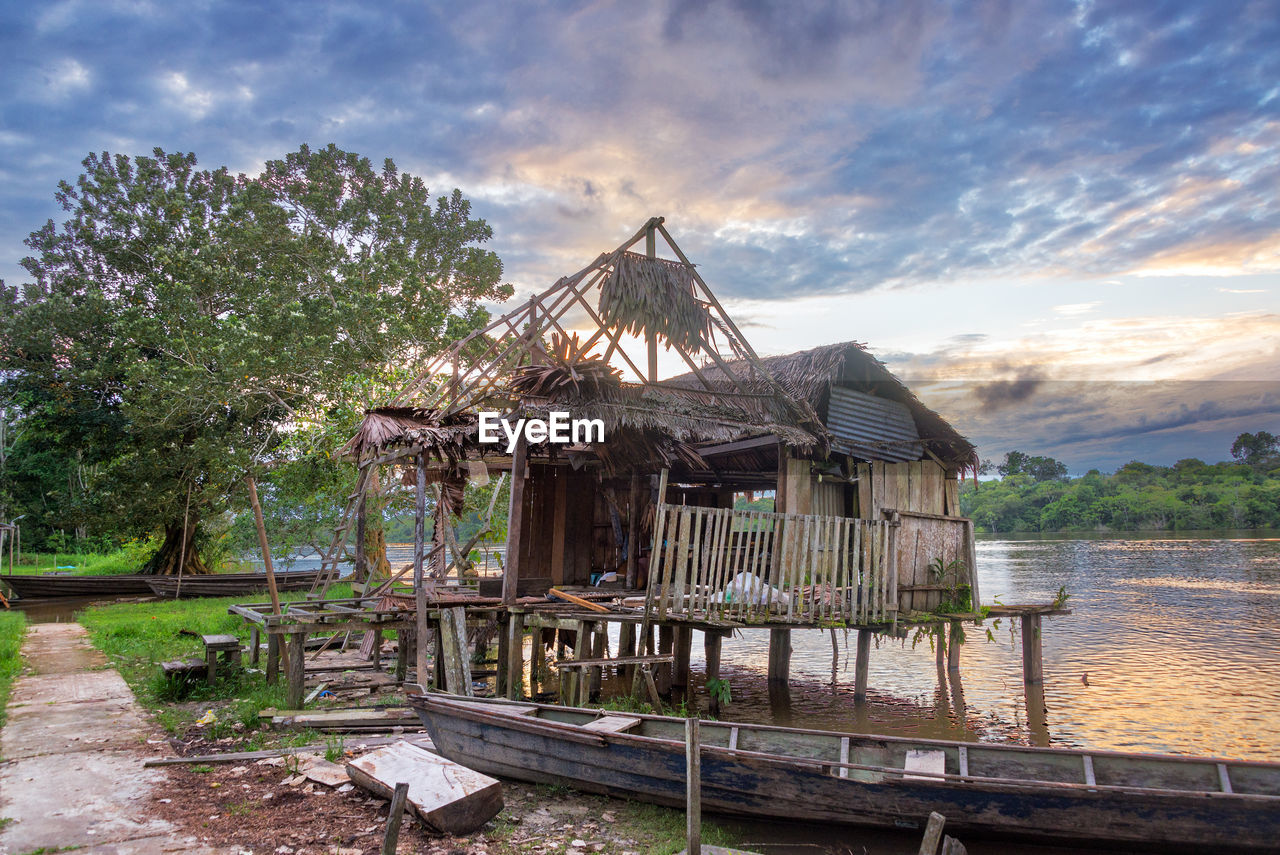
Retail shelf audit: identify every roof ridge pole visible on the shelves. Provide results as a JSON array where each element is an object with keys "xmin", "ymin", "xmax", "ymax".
[{"xmin": 646, "ymin": 218, "xmax": 660, "ymax": 384}]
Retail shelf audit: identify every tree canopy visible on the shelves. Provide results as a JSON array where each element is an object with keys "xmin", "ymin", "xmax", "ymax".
[{"xmin": 0, "ymin": 145, "xmax": 510, "ymax": 570}]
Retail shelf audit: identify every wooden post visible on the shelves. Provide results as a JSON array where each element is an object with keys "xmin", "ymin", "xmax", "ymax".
[
  {"xmin": 354, "ymin": 493, "xmax": 367, "ymax": 585},
  {"xmin": 854, "ymin": 628, "xmax": 872, "ymax": 704},
  {"xmin": 646, "ymin": 224, "xmax": 658, "ymax": 383},
  {"xmin": 1021, "ymin": 613, "xmax": 1044, "ymax": 686},
  {"xmin": 382, "ymin": 781, "xmax": 410, "ymax": 855},
  {"xmin": 249, "ymin": 626, "xmax": 260, "ymax": 667},
  {"xmin": 767, "ymin": 627, "xmax": 791, "ymax": 687},
  {"xmin": 413, "ymin": 452, "xmax": 429, "ymax": 690},
  {"xmin": 919, "ymin": 811, "xmax": 946, "ymax": 855},
  {"xmin": 370, "ymin": 626, "xmax": 383, "ymax": 671},
  {"xmin": 589, "ymin": 621, "xmax": 606, "ymax": 698},
  {"xmin": 673, "ymin": 625, "xmax": 692, "ymax": 691},
  {"xmin": 244, "ymin": 475, "xmax": 281, "ymax": 616},
  {"xmin": 395, "ymin": 629, "xmax": 409, "ymax": 683},
  {"xmin": 947, "ymin": 620, "xmax": 962, "ymax": 675},
  {"xmin": 618, "ymin": 622, "xmax": 636, "ymax": 680},
  {"xmin": 704, "ymin": 630, "xmax": 723, "ymax": 716},
  {"xmin": 496, "ymin": 614, "xmax": 509, "ymax": 696},
  {"xmin": 285, "ymin": 631, "xmax": 306, "ymax": 710},
  {"xmin": 626, "ymin": 472, "xmax": 642, "ymax": 588},
  {"xmin": 657, "ymin": 625, "xmax": 674, "ymax": 694},
  {"xmin": 531, "ymin": 625, "xmax": 545, "ymax": 696},
  {"xmin": 266, "ymin": 632, "xmax": 280, "ymax": 685},
  {"xmin": 503, "ymin": 436, "xmax": 528, "ymax": 606},
  {"xmin": 506, "ymin": 612, "xmax": 525, "ymax": 700},
  {"xmin": 686, "ymin": 715, "xmax": 701, "ymax": 855},
  {"xmin": 432, "ymin": 621, "xmax": 446, "ymax": 689}
]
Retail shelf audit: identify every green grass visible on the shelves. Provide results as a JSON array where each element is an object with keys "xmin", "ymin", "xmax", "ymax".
[
  {"xmin": 0, "ymin": 611, "xmax": 28, "ymax": 728},
  {"xmin": 79, "ymin": 586, "xmax": 352, "ymax": 736}
]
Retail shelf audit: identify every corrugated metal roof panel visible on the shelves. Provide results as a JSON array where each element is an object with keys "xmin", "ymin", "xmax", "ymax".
[{"xmin": 827, "ymin": 385, "xmax": 923, "ymax": 462}]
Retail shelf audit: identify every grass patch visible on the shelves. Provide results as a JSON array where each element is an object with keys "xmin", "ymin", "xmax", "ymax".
[
  {"xmin": 79, "ymin": 587, "xmax": 352, "ymax": 740},
  {"xmin": 9, "ymin": 540, "xmax": 155, "ymax": 577},
  {"xmin": 0, "ymin": 611, "xmax": 28, "ymax": 728}
]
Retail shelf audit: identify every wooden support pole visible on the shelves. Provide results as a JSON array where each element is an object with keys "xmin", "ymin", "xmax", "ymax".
[
  {"xmin": 506, "ymin": 612, "xmax": 525, "ymax": 700},
  {"xmin": 947, "ymin": 620, "xmax": 962, "ymax": 675},
  {"xmin": 646, "ymin": 224, "xmax": 658, "ymax": 383},
  {"xmin": 704, "ymin": 630, "xmax": 723, "ymax": 717},
  {"xmin": 1022, "ymin": 613, "xmax": 1044, "ymax": 686},
  {"xmin": 589, "ymin": 621, "xmax": 606, "ymax": 698},
  {"xmin": 249, "ymin": 626, "xmax": 260, "ymax": 667},
  {"xmin": 266, "ymin": 633, "xmax": 280, "ymax": 685},
  {"xmin": 496, "ymin": 615, "xmax": 509, "ymax": 696},
  {"xmin": 686, "ymin": 716, "xmax": 702, "ymax": 855},
  {"xmin": 244, "ymin": 475, "xmax": 281, "ymax": 615},
  {"xmin": 370, "ymin": 626, "xmax": 383, "ymax": 671},
  {"xmin": 395, "ymin": 629, "xmax": 409, "ymax": 683},
  {"xmin": 673, "ymin": 626, "xmax": 692, "ymax": 690},
  {"xmin": 382, "ymin": 781, "xmax": 411, "ymax": 855},
  {"xmin": 626, "ymin": 472, "xmax": 642, "ymax": 588},
  {"xmin": 432, "ymin": 621, "xmax": 445, "ymax": 690},
  {"xmin": 854, "ymin": 628, "xmax": 872, "ymax": 704},
  {"xmin": 657, "ymin": 625, "xmax": 674, "ymax": 695},
  {"xmin": 767, "ymin": 627, "xmax": 791, "ymax": 687},
  {"xmin": 503, "ymin": 436, "xmax": 529, "ymax": 606},
  {"xmin": 918, "ymin": 811, "xmax": 946, "ymax": 855},
  {"xmin": 531, "ymin": 627, "xmax": 545, "ymax": 696},
  {"xmin": 285, "ymin": 631, "xmax": 306, "ymax": 710},
  {"xmin": 355, "ymin": 493, "xmax": 367, "ymax": 585},
  {"xmin": 414, "ymin": 451, "xmax": 430, "ymax": 690}
]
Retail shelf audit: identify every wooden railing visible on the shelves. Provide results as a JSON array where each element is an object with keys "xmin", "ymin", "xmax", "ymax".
[{"xmin": 646, "ymin": 504, "xmax": 897, "ymax": 624}]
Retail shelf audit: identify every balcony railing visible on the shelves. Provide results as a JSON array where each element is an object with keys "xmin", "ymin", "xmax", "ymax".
[{"xmin": 646, "ymin": 504, "xmax": 898, "ymax": 624}]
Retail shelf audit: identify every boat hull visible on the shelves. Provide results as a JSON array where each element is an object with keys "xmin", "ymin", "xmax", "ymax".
[
  {"xmin": 413, "ymin": 695, "xmax": 1280, "ymax": 852},
  {"xmin": 3, "ymin": 574, "xmax": 155, "ymax": 598},
  {"xmin": 144, "ymin": 571, "xmax": 322, "ymax": 598}
]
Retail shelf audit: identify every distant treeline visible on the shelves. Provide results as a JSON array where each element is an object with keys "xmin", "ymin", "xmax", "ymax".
[{"xmin": 960, "ymin": 435, "xmax": 1280, "ymax": 533}]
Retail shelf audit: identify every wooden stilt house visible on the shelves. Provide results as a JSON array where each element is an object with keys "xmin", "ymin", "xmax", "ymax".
[{"xmin": 340, "ymin": 218, "xmax": 979, "ymax": 628}]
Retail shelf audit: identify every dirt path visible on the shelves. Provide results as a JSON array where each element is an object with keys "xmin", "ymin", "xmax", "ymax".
[{"xmin": 0, "ymin": 622, "xmax": 230, "ymax": 854}]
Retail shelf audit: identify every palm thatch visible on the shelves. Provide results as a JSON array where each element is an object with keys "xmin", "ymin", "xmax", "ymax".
[{"xmin": 598, "ymin": 252, "xmax": 715, "ymax": 352}]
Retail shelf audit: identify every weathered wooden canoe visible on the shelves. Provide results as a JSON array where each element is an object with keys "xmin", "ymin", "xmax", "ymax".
[
  {"xmin": 2, "ymin": 573, "xmax": 155, "ymax": 598},
  {"xmin": 144, "ymin": 570, "xmax": 322, "ymax": 599},
  {"xmin": 411, "ymin": 693, "xmax": 1280, "ymax": 852}
]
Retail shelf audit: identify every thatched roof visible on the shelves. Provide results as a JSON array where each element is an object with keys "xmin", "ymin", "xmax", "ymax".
[{"xmin": 670, "ymin": 341, "xmax": 976, "ymax": 468}]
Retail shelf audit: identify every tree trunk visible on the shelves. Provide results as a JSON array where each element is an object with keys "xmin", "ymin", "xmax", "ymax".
[
  {"xmin": 363, "ymin": 520, "xmax": 393, "ymax": 579},
  {"xmin": 141, "ymin": 521, "xmax": 212, "ymax": 576}
]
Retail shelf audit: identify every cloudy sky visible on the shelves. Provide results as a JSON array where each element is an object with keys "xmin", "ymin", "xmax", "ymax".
[{"xmin": 2, "ymin": 0, "xmax": 1278, "ymax": 472}]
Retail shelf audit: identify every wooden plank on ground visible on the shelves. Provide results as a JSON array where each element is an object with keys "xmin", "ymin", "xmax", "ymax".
[{"xmin": 347, "ymin": 740, "xmax": 503, "ymax": 835}]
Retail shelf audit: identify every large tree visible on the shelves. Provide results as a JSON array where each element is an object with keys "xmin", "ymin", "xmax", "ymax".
[{"xmin": 1, "ymin": 145, "xmax": 509, "ymax": 573}]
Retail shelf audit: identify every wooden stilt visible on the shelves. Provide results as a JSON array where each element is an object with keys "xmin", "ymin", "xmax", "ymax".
[
  {"xmin": 285, "ymin": 631, "xmax": 306, "ymax": 710},
  {"xmin": 249, "ymin": 626, "xmax": 260, "ymax": 667},
  {"xmin": 266, "ymin": 633, "xmax": 280, "ymax": 685},
  {"xmin": 657, "ymin": 625, "xmax": 674, "ymax": 695},
  {"xmin": 589, "ymin": 622, "xmax": 605, "ymax": 698},
  {"xmin": 370, "ymin": 626, "xmax": 383, "ymax": 671},
  {"xmin": 704, "ymin": 630, "xmax": 723, "ymax": 716},
  {"xmin": 1021, "ymin": 614, "xmax": 1044, "ymax": 686},
  {"xmin": 570, "ymin": 621, "xmax": 589, "ymax": 706},
  {"xmin": 413, "ymin": 452, "xmax": 429, "ymax": 690},
  {"xmin": 854, "ymin": 628, "xmax": 871, "ymax": 704},
  {"xmin": 618, "ymin": 622, "xmax": 636, "ymax": 682},
  {"xmin": 502, "ymin": 437, "xmax": 528, "ymax": 605},
  {"xmin": 531, "ymin": 626, "xmax": 545, "ymax": 696},
  {"xmin": 947, "ymin": 620, "xmax": 962, "ymax": 674},
  {"xmin": 673, "ymin": 626, "xmax": 692, "ymax": 690},
  {"xmin": 496, "ymin": 615, "xmax": 509, "ymax": 696},
  {"xmin": 432, "ymin": 621, "xmax": 445, "ymax": 690},
  {"xmin": 505, "ymin": 612, "xmax": 525, "ymax": 700},
  {"xmin": 395, "ymin": 629, "xmax": 409, "ymax": 683},
  {"xmin": 767, "ymin": 627, "xmax": 791, "ymax": 687}
]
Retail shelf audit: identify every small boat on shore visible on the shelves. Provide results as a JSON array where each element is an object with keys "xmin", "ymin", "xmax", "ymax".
[
  {"xmin": 2, "ymin": 573, "xmax": 155, "ymax": 598},
  {"xmin": 411, "ymin": 693, "xmax": 1280, "ymax": 852},
  {"xmin": 144, "ymin": 570, "xmax": 323, "ymax": 598}
]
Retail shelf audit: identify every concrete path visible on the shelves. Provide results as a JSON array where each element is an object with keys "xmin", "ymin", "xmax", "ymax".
[{"xmin": 0, "ymin": 623, "xmax": 228, "ymax": 854}]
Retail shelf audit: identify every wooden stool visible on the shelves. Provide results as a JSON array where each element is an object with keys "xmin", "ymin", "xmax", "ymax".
[{"xmin": 202, "ymin": 633, "xmax": 242, "ymax": 685}]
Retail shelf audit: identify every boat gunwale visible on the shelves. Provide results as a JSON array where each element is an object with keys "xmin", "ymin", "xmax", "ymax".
[{"xmin": 413, "ymin": 693, "xmax": 1280, "ymax": 801}]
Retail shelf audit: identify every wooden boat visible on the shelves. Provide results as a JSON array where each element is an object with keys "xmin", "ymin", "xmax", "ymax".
[
  {"xmin": 411, "ymin": 693, "xmax": 1280, "ymax": 852},
  {"xmin": 144, "ymin": 570, "xmax": 323, "ymax": 598},
  {"xmin": 2, "ymin": 573, "xmax": 155, "ymax": 598}
]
